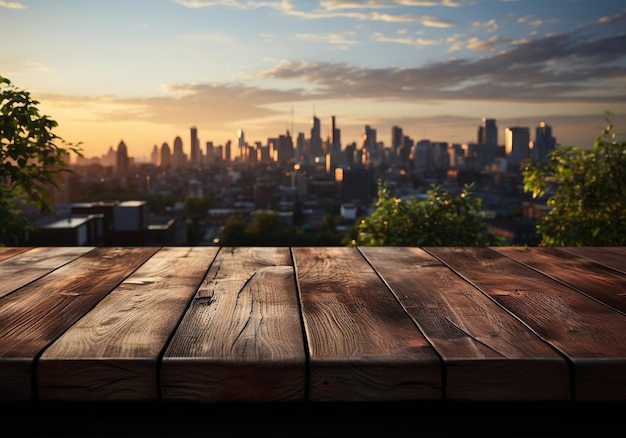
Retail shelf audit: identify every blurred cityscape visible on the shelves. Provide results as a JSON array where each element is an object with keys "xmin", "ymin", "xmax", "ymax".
[{"xmin": 26, "ymin": 116, "xmax": 558, "ymax": 247}]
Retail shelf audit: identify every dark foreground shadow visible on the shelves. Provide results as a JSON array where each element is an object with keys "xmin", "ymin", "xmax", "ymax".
[{"xmin": 1, "ymin": 401, "xmax": 623, "ymax": 437}]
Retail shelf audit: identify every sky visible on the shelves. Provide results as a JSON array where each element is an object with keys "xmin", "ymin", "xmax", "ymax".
[{"xmin": 2, "ymin": 0, "xmax": 626, "ymax": 162}]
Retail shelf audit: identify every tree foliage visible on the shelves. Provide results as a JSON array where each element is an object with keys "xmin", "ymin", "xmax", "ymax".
[
  {"xmin": 219, "ymin": 210, "xmax": 349, "ymax": 246},
  {"xmin": 0, "ymin": 76, "xmax": 81, "ymax": 245},
  {"xmin": 356, "ymin": 180, "xmax": 501, "ymax": 246},
  {"xmin": 522, "ymin": 112, "xmax": 626, "ymax": 246}
]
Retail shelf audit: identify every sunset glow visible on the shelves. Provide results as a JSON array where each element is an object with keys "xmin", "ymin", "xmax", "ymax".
[{"xmin": 2, "ymin": 0, "xmax": 625, "ymax": 161}]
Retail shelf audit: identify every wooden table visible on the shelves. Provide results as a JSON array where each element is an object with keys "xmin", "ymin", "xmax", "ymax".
[{"xmin": 1, "ymin": 246, "xmax": 625, "ymax": 405}]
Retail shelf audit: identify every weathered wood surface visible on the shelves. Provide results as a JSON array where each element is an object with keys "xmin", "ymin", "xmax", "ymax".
[
  {"xmin": 161, "ymin": 247, "xmax": 306, "ymax": 402},
  {"xmin": 38, "ymin": 247, "xmax": 219, "ymax": 401},
  {"xmin": 0, "ymin": 246, "xmax": 94, "ymax": 299},
  {"xmin": 293, "ymin": 247, "xmax": 441, "ymax": 401},
  {"xmin": 0, "ymin": 246, "xmax": 625, "ymax": 403},
  {"xmin": 427, "ymin": 246, "xmax": 626, "ymax": 401},
  {"xmin": 0, "ymin": 246, "xmax": 31, "ymax": 262},
  {"xmin": 495, "ymin": 246, "xmax": 626, "ymax": 315},
  {"xmin": 0, "ymin": 247, "xmax": 159, "ymax": 401},
  {"xmin": 360, "ymin": 246, "xmax": 569, "ymax": 401},
  {"xmin": 561, "ymin": 246, "xmax": 626, "ymax": 274}
]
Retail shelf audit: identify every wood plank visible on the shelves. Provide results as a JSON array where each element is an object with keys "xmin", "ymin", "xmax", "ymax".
[
  {"xmin": 560, "ymin": 247, "xmax": 626, "ymax": 274},
  {"xmin": 37, "ymin": 247, "xmax": 219, "ymax": 401},
  {"xmin": 0, "ymin": 247, "xmax": 94, "ymax": 299},
  {"xmin": 425, "ymin": 247, "xmax": 626, "ymax": 402},
  {"xmin": 293, "ymin": 246, "xmax": 441, "ymax": 402},
  {"xmin": 161, "ymin": 247, "xmax": 306, "ymax": 402},
  {"xmin": 495, "ymin": 246, "xmax": 626, "ymax": 315},
  {"xmin": 360, "ymin": 246, "xmax": 569, "ymax": 401},
  {"xmin": 0, "ymin": 247, "xmax": 158, "ymax": 401},
  {"xmin": 0, "ymin": 246, "xmax": 31, "ymax": 262}
]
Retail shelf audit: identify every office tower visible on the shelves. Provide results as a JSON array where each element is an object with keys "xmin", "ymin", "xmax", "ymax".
[
  {"xmin": 397, "ymin": 135, "xmax": 413, "ymax": 166},
  {"xmin": 237, "ymin": 129, "xmax": 245, "ymax": 161},
  {"xmin": 116, "ymin": 140, "xmax": 129, "ymax": 176},
  {"xmin": 414, "ymin": 139, "xmax": 432, "ymax": 169},
  {"xmin": 309, "ymin": 115, "xmax": 322, "ymax": 158},
  {"xmin": 478, "ymin": 118, "xmax": 498, "ymax": 165},
  {"xmin": 225, "ymin": 140, "xmax": 232, "ymax": 162},
  {"xmin": 205, "ymin": 141, "xmax": 219, "ymax": 164},
  {"xmin": 534, "ymin": 121, "xmax": 556, "ymax": 162},
  {"xmin": 150, "ymin": 145, "xmax": 159, "ymax": 165},
  {"xmin": 160, "ymin": 142, "xmax": 171, "ymax": 168},
  {"xmin": 505, "ymin": 126, "xmax": 531, "ymax": 170},
  {"xmin": 391, "ymin": 126, "xmax": 403, "ymax": 162},
  {"xmin": 172, "ymin": 136, "xmax": 186, "ymax": 167},
  {"xmin": 190, "ymin": 126, "xmax": 199, "ymax": 165},
  {"xmin": 328, "ymin": 116, "xmax": 341, "ymax": 154},
  {"xmin": 277, "ymin": 132, "xmax": 294, "ymax": 164},
  {"xmin": 295, "ymin": 132, "xmax": 305, "ymax": 163}
]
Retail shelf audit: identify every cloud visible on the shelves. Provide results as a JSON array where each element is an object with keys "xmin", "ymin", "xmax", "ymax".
[
  {"xmin": 319, "ymin": 0, "xmax": 463, "ymax": 9},
  {"xmin": 465, "ymin": 35, "xmax": 511, "ymax": 52},
  {"xmin": 254, "ymin": 30, "xmax": 626, "ymax": 105},
  {"xmin": 371, "ymin": 31, "xmax": 444, "ymax": 47},
  {"xmin": 0, "ymin": 0, "xmax": 26, "ymax": 9},
  {"xmin": 295, "ymin": 32, "xmax": 358, "ymax": 48},
  {"xmin": 598, "ymin": 9, "xmax": 626, "ymax": 25},
  {"xmin": 174, "ymin": 0, "xmax": 456, "ymax": 26},
  {"xmin": 173, "ymin": 0, "xmax": 282, "ymax": 9}
]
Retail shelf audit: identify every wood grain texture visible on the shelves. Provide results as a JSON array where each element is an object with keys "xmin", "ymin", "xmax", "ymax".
[
  {"xmin": 0, "ymin": 246, "xmax": 94, "ymax": 299},
  {"xmin": 37, "ymin": 247, "xmax": 219, "ymax": 401},
  {"xmin": 161, "ymin": 247, "xmax": 306, "ymax": 402},
  {"xmin": 0, "ymin": 246, "xmax": 31, "ymax": 262},
  {"xmin": 560, "ymin": 247, "xmax": 626, "ymax": 274},
  {"xmin": 293, "ymin": 246, "xmax": 441, "ymax": 401},
  {"xmin": 426, "ymin": 246, "xmax": 626, "ymax": 401},
  {"xmin": 360, "ymin": 246, "xmax": 569, "ymax": 401},
  {"xmin": 495, "ymin": 246, "xmax": 626, "ymax": 315},
  {"xmin": 0, "ymin": 247, "xmax": 158, "ymax": 401}
]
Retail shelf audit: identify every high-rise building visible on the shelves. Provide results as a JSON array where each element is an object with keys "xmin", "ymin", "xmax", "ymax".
[
  {"xmin": 505, "ymin": 126, "xmax": 531, "ymax": 169},
  {"xmin": 225, "ymin": 140, "xmax": 232, "ymax": 162},
  {"xmin": 309, "ymin": 115, "xmax": 322, "ymax": 159},
  {"xmin": 478, "ymin": 118, "xmax": 498, "ymax": 165},
  {"xmin": 160, "ymin": 142, "xmax": 171, "ymax": 168},
  {"xmin": 190, "ymin": 126, "xmax": 199, "ymax": 165},
  {"xmin": 116, "ymin": 140, "xmax": 129, "ymax": 176},
  {"xmin": 150, "ymin": 145, "xmax": 159, "ymax": 165},
  {"xmin": 172, "ymin": 136, "xmax": 186, "ymax": 167},
  {"xmin": 534, "ymin": 121, "xmax": 556, "ymax": 162},
  {"xmin": 391, "ymin": 126, "xmax": 403, "ymax": 152},
  {"xmin": 328, "ymin": 116, "xmax": 341, "ymax": 154},
  {"xmin": 237, "ymin": 129, "xmax": 245, "ymax": 161}
]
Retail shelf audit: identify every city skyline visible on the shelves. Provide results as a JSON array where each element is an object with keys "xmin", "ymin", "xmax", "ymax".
[
  {"xmin": 2, "ymin": 0, "xmax": 625, "ymax": 160},
  {"xmin": 82, "ymin": 115, "xmax": 552, "ymax": 166}
]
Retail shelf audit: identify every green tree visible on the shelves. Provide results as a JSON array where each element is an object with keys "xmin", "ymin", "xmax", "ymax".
[
  {"xmin": 522, "ymin": 113, "xmax": 626, "ymax": 246},
  {"xmin": 0, "ymin": 76, "xmax": 81, "ymax": 245},
  {"xmin": 219, "ymin": 215, "xmax": 249, "ymax": 245},
  {"xmin": 184, "ymin": 195, "xmax": 212, "ymax": 245},
  {"xmin": 356, "ymin": 180, "xmax": 501, "ymax": 246}
]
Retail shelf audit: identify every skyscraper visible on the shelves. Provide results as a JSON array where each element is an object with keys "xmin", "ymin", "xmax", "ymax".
[
  {"xmin": 534, "ymin": 122, "xmax": 556, "ymax": 162},
  {"xmin": 237, "ymin": 129, "xmax": 245, "ymax": 161},
  {"xmin": 172, "ymin": 136, "xmax": 186, "ymax": 167},
  {"xmin": 160, "ymin": 142, "xmax": 171, "ymax": 168},
  {"xmin": 116, "ymin": 140, "xmax": 129, "ymax": 176},
  {"xmin": 328, "ymin": 116, "xmax": 341, "ymax": 154},
  {"xmin": 478, "ymin": 118, "xmax": 498, "ymax": 165},
  {"xmin": 391, "ymin": 126, "xmax": 403, "ymax": 163},
  {"xmin": 190, "ymin": 126, "xmax": 199, "ymax": 165},
  {"xmin": 309, "ymin": 115, "xmax": 322, "ymax": 159},
  {"xmin": 505, "ymin": 126, "xmax": 530, "ymax": 169}
]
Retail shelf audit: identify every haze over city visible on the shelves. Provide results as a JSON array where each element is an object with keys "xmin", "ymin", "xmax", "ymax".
[{"xmin": 2, "ymin": 0, "xmax": 626, "ymax": 161}]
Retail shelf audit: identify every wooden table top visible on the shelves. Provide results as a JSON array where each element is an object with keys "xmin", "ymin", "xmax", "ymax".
[{"xmin": 1, "ymin": 245, "xmax": 625, "ymax": 403}]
